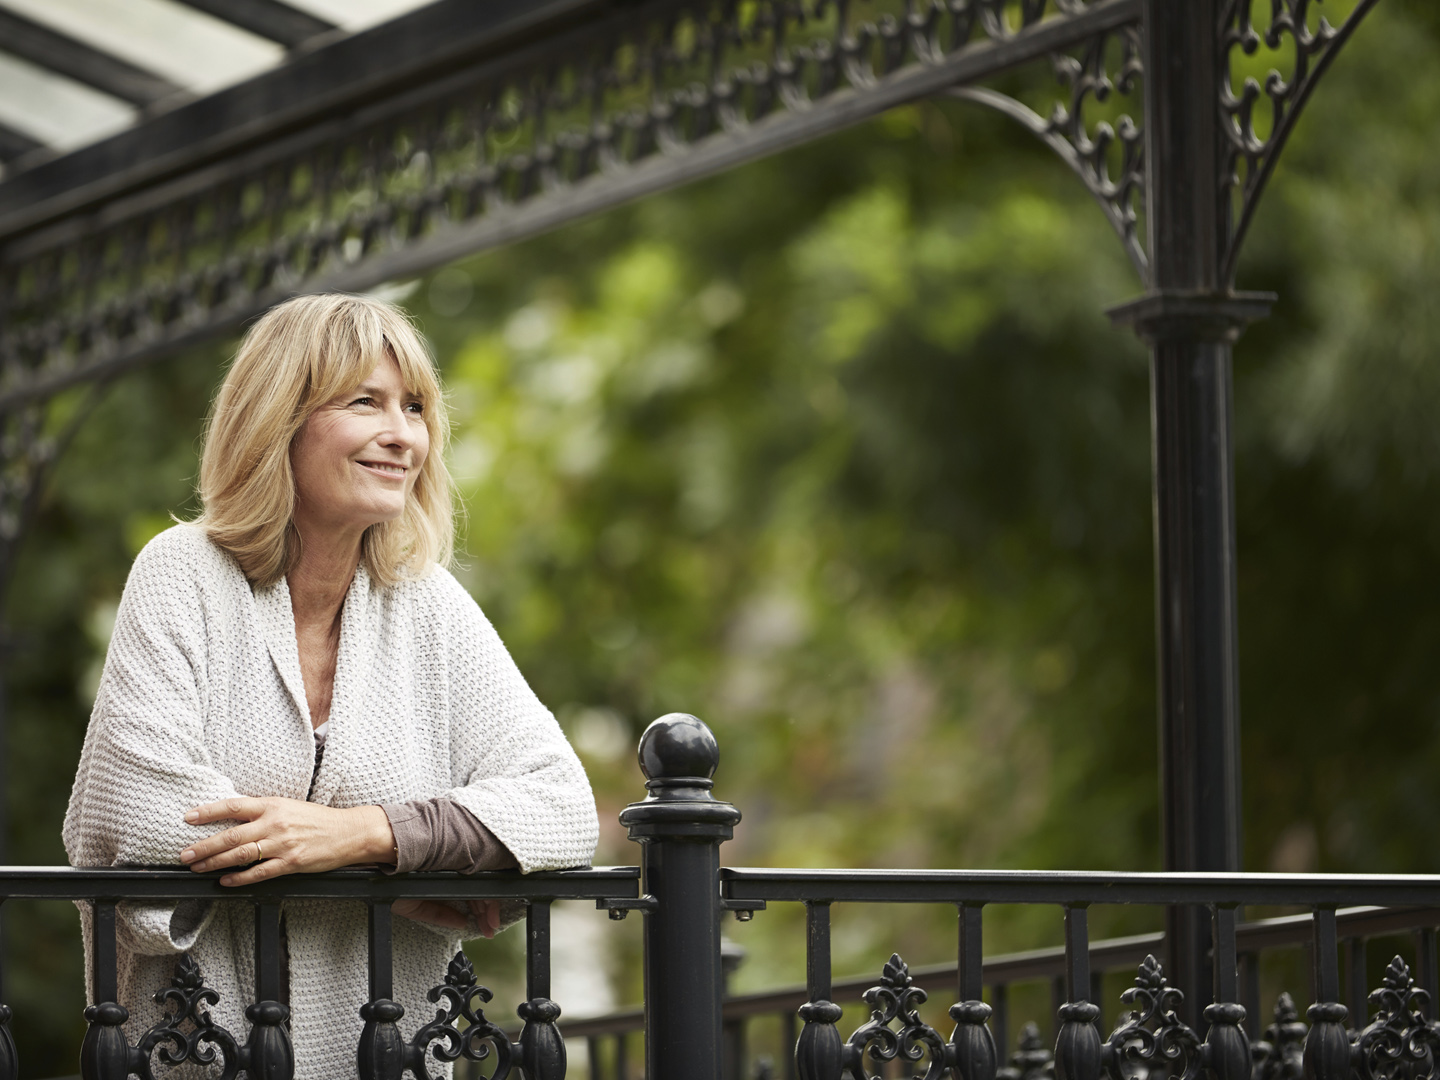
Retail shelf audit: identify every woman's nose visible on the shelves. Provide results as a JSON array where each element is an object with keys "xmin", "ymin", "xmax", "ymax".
[{"xmin": 376, "ymin": 404, "xmax": 416, "ymax": 447}]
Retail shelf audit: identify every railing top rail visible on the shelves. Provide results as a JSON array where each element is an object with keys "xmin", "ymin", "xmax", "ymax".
[
  {"xmin": 10, "ymin": 865, "xmax": 1440, "ymax": 906},
  {"xmin": 720, "ymin": 867, "xmax": 1440, "ymax": 906},
  {"xmin": 0, "ymin": 865, "xmax": 639, "ymax": 901}
]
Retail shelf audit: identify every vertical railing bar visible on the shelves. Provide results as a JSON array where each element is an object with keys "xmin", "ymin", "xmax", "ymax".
[
  {"xmin": 1240, "ymin": 950, "xmax": 1261, "ymax": 1039},
  {"xmin": 254, "ymin": 900, "xmax": 283, "ymax": 1004},
  {"xmin": 992, "ymin": 981, "xmax": 1009, "ymax": 1058},
  {"xmin": 1312, "ymin": 907, "xmax": 1340, "ymax": 1005},
  {"xmin": 587, "ymin": 1034, "xmax": 601, "ymax": 1080},
  {"xmin": 1346, "ymin": 937, "xmax": 1368, "ymax": 1028},
  {"xmin": 93, "ymin": 899, "xmax": 119, "ymax": 1004},
  {"xmin": 527, "ymin": 900, "xmax": 552, "ymax": 1002},
  {"xmin": 1212, "ymin": 904, "xmax": 1239, "ymax": 1004},
  {"xmin": 806, "ymin": 901, "xmax": 832, "ymax": 1002},
  {"xmin": 367, "ymin": 900, "xmax": 393, "ymax": 1003},
  {"xmin": 1416, "ymin": 928, "xmax": 1438, "ymax": 1020},
  {"xmin": 959, "ymin": 903, "xmax": 984, "ymax": 1003},
  {"xmin": 615, "ymin": 1029, "xmax": 628, "ymax": 1080},
  {"xmin": 1063, "ymin": 905, "xmax": 1090, "ymax": 1003}
]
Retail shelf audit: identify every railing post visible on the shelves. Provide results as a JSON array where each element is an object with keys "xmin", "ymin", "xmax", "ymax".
[
  {"xmin": 80, "ymin": 899, "xmax": 131, "ymax": 1080},
  {"xmin": 619, "ymin": 713, "xmax": 740, "ymax": 1080},
  {"xmin": 950, "ymin": 903, "xmax": 997, "ymax": 1080},
  {"xmin": 247, "ymin": 900, "xmax": 294, "ymax": 1080},
  {"xmin": 356, "ymin": 900, "xmax": 405, "ymax": 1080},
  {"xmin": 1053, "ymin": 906, "xmax": 1100, "ymax": 1080},
  {"xmin": 795, "ymin": 901, "xmax": 843, "ymax": 1080},
  {"xmin": 519, "ymin": 900, "xmax": 567, "ymax": 1080},
  {"xmin": 1202, "ymin": 905, "xmax": 1250, "ymax": 1080},
  {"xmin": 1302, "ymin": 908, "xmax": 1349, "ymax": 1080}
]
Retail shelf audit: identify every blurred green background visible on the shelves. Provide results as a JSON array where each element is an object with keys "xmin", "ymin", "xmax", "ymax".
[{"xmin": 7, "ymin": 1, "xmax": 1440, "ymax": 1074}]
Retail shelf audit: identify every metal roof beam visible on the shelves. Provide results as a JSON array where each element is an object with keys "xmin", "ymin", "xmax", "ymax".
[
  {"xmin": 0, "ymin": 0, "xmax": 603, "ymax": 235},
  {"xmin": 0, "ymin": 123, "xmax": 44, "ymax": 166},
  {"xmin": 0, "ymin": 7, "xmax": 185, "ymax": 107},
  {"xmin": 170, "ymin": 0, "xmax": 338, "ymax": 50}
]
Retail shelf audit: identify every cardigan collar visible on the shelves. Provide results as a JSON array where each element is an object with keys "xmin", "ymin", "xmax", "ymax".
[{"xmin": 253, "ymin": 563, "xmax": 377, "ymax": 758}]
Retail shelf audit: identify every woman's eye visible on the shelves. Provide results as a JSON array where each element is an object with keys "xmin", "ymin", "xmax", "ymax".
[
  {"xmin": 350, "ymin": 396, "xmax": 375, "ymax": 408},
  {"xmin": 405, "ymin": 401, "xmax": 425, "ymax": 415}
]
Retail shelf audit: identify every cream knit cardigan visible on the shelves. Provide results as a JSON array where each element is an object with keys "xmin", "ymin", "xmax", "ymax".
[{"xmin": 63, "ymin": 524, "xmax": 599, "ymax": 1079}]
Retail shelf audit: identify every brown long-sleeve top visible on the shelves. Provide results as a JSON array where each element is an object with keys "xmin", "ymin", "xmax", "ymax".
[{"xmin": 312, "ymin": 721, "xmax": 518, "ymax": 872}]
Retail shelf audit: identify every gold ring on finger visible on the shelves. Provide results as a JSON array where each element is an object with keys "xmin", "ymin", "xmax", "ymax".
[{"xmin": 254, "ymin": 840, "xmax": 264, "ymax": 861}]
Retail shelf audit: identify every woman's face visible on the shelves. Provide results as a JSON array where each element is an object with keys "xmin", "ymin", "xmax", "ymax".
[{"xmin": 290, "ymin": 354, "xmax": 430, "ymax": 543}]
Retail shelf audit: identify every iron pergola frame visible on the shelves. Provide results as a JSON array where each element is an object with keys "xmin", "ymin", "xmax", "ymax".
[{"xmin": 0, "ymin": 0, "xmax": 1382, "ymax": 1028}]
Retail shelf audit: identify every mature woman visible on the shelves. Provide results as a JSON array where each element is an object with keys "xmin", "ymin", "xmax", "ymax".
[{"xmin": 63, "ymin": 293, "xmax": 599, "ymax": 1078}]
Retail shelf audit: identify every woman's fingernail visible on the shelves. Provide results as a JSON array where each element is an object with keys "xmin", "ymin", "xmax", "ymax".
[
  {"xmin": 180, "ymin": 849, "xmax": 195, "ymax": 863},
  {"xmin": 220, "ymin": 876, "xmax": 234, "ymax": 886},
  {"xmin": 185, "ymin": 811, "xmax": 199, "ymax": 822}
]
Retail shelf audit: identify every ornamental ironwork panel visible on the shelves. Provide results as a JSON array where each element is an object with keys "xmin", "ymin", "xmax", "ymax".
[
  {"xmin": 0, "ymin": 0, "xmax": 1138, "ymax": 414},
  {"xmin": 1219, "ymin": 0, "xmax": 1382, "ymax": 282},
  {"xmin": 948, "ymin": 24, "xmax": 1145, "ymax": 282}
]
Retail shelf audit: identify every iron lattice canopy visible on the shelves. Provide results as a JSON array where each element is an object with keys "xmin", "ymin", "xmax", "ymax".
[{"xmin": 0, "ymin": 0, "xmax": 1375, "ymax": 412}]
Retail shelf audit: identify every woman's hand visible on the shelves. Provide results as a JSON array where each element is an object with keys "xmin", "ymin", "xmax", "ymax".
[
  {"xmin": 180, "ymin": 797, "xmax": 395, "ymax": 886},
  {"xmin": 181, "ymin": 798, "xmax": 506, "ymax": 936}
]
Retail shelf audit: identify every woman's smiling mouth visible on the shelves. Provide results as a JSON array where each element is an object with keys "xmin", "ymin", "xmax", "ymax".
[{"xmin": 356, "ymin": 460, "xmax": 407, "ymax": 479}]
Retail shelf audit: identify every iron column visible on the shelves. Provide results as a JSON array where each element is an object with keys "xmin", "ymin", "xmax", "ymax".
[{"xmin": 1110, "ymin": 0, "xmax": 1269, "ymax": 1026}]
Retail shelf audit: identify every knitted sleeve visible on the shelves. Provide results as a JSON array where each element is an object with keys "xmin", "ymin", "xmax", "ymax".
[
  {"xmin": 62, "ymin": 527, "xmax": 242, "ymax": 954},
  {"xmin": 427, "ymin": 573, "xmax": 599, "ymax": 874}
]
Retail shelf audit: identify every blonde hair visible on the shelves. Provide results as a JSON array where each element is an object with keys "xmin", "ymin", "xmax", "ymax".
[{"xmin": 196, "ymin": 293, "xmax": 454, "ymax": 588}]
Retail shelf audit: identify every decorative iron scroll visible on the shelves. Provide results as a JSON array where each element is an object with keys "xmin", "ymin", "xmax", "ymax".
[
  {"xmin": 1251, "ymin": 991, "xmax": 1307, "ymax": 1080},
  {"xmin": 998, "ymin": 1022, "xmax": 1055, "ymax": 1080},
  {"xmin": 1101, "ymin": 954, "xmax": 1205, "ymax": 1080},
  {"xmin": 0, "ymin": 0, "xmax": 1134, "ymax": 414},
  {"xmin": 947, "ymin": 24, "xmax": 1146, "ymax": 284},
  {"xmin": 1093, "ymin": 953, "xmax": 1250, "ymax": 1080},
  {"xmin": 407, "ymin": 952, "xmax": 515, "ymax": 1080},
  {"xmin": 796, "ymin": 952, "xmax": 998, "ymax": 1080},
  {"xmin": 1354, "ymin": 956, "xmax": 1440, "ymax": 1080},
  {"xmin": 357, "ymin": 951, "xmax": 564, "ymax": 1080},
  {"xmin": 845, "ymin": 954, "xmax": 950, "ymax": 1080},
  {"xmin": 1219, "ymin": 0, "xmax": 1381, "ymax": 282},
  {"xmin": 80, "ymin": 953, "xmax": 293, "ymax": 1080}
]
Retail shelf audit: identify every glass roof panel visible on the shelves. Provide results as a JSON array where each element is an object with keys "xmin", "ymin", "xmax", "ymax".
[
  {"xmin": 0, "ymin": 0, "xmax": 433, "ymax": 177},
  {"xmin": 282, "ymin": 0, "xmax": 426, "ymax": 32},
  {"xmin": 0, "ymin": 0, "xmax": 284, "ymax": 94},
  {"xmin": 0, "ymin": 51, "xmax": 135, "ymax": 150}
]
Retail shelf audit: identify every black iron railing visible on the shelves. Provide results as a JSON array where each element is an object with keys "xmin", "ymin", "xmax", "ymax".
[
  {"xmin": 4, "ymin": 713, "xmax": 1440, "ymax": 1080},
  {"xmin": 560, "ymin": 905, "xmax": 1440, "ymax": 1080},
  {"xmin": 3, "ymin": 865, "xmax": 641, "ymax": 1080}
]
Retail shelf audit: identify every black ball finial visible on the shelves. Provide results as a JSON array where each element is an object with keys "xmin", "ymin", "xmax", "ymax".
[{"xmin": 638, "ymin": 713, "xmax": 719, "ymax": 781}]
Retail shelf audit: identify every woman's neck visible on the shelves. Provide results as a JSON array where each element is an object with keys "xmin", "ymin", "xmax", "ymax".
[{"xmin": 287, "ymin": 526, "xmax": 362, "ymax": 630}]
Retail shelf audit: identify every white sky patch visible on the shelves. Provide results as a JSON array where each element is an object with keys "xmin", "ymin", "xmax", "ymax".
[
  {"xmin": 0, "ymin": 52, "xmax": 134, "ymax": 148},
  {"xmin": 284, "ymin": 0, "xmax": 426, "ymax": 32},
  {"xmin": 1, "ymin": 0, "xmax": 283, "ymax": 94}
]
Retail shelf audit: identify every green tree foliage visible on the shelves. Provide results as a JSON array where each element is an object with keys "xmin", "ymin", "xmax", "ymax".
[{"xmin": 5, "ymin": 2, "xmax": 1440, "ymax": 1072}]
